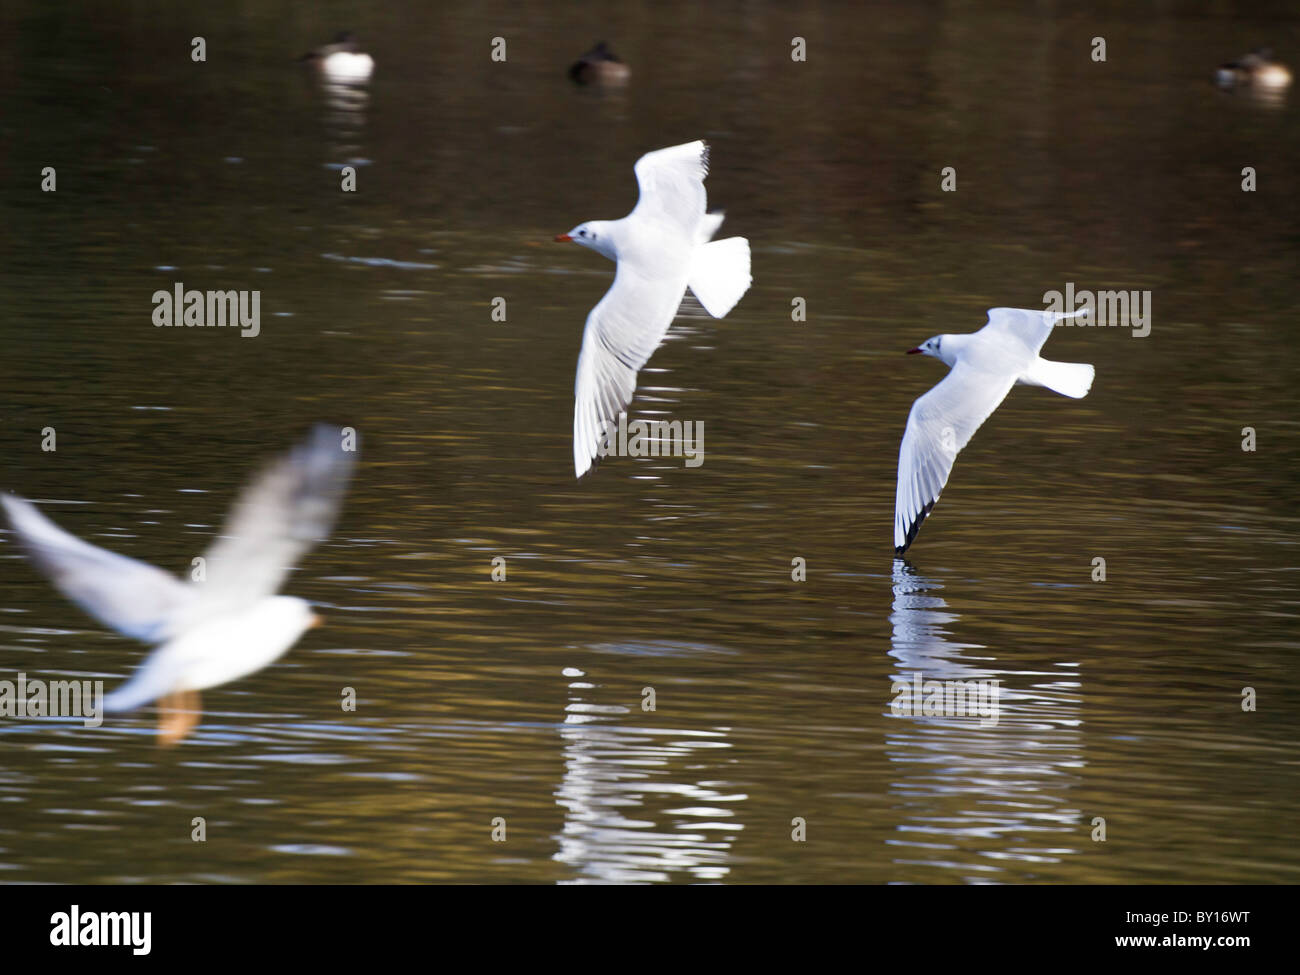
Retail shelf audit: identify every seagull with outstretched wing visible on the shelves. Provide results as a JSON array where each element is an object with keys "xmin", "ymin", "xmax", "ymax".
[
  {"xmin": 556, "ymin": 140, "xmax": 752, "ymax": 477},
  {"xmin": 895, "ymin": 307, "xmax": 1094, "ymax": 553},
  {"xmin": 2, "ymin": 425, "xmax": 355, "ymax": 743}
]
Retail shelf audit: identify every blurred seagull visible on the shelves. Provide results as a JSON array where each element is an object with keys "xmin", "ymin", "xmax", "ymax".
[
  {"xmin": 568, "ymin": 41, "xmax": 631, "ymax": 86},
  {"xmin": 894, "ymin": 308, "xmax": 1094, "ymax": 554},
  {"xmin": 556, "ymin": 140, "xmax": 752, "ymax": 477},
  {"xmin": 299, "ymin": 31, "xmax": 374, "ymax": 84},
  {"xmin": 1, "ymin": 426, "xmax": 355, "ymax": 744}
]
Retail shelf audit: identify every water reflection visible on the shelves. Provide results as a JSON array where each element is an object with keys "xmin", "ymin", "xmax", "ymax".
[
  {"xmin": 313, "ymin": 74, "xmax": 371, "ymax": 175},
  {"xmin": 886, "ymin": 560, "xmax": 1085, "ymax": 881},
  {"xmin": 888, "ymin": 560, "xmax": 985, "ymax": 680},
  {"xmin": 1214, "ymin": 82, "xmax": 1289, "ymax": 110},
  {"xmin": 552, "ymin": 663, "xmax": 743, "ymax": 884}
]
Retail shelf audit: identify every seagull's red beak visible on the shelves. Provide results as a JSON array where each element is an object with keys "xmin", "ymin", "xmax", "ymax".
[
  {"xmin": 554, "ymin": 233, "xmax": 573, "ymax": 242},
  {"xmin": 905, "ymin": 347, "xmax": 924, "ymax": 355}
]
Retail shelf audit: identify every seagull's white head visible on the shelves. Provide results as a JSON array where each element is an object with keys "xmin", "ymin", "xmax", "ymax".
[
  {"xmin": 555, "ymin": 220, "xmax": 618, "ymax": 260},
  {"xmin": 906, "ymin": 335, "xmax": 958, "ymax": 367}
]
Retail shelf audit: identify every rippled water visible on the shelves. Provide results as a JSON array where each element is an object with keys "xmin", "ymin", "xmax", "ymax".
[{"xmin": 1, "ymin": 2, "xmax": 1298, "ymax": 883}]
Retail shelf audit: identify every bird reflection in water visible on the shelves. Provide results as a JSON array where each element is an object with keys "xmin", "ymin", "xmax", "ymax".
[
  {"xmin": 300, "ymin": 34, "xmax": 373, "ymax": 180},
  {"xmin": 552, "ymin": 661, "xmax": 744, "ymax": 883},
  {"xmin": 886, "ymin": 559, "xmax": 1085, "ymax": 881}
]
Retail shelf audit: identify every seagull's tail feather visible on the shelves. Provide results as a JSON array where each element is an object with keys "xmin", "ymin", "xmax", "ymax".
[
  {"xmin": 687, "ymin": 236, "xmax": 751, "ymax": 319},
  {"xmin": 1025, "ymin": 358, "xmax": 1095, "ymax": 399},
  {"xmin": 697, "ymin": 210, "xmax": 726, "ymax": 244}
]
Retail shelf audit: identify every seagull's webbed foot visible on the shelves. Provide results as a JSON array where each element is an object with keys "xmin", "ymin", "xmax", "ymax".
[{"xmin": 157, "ymin": 689, "xmax": 201, "ymax": 746}]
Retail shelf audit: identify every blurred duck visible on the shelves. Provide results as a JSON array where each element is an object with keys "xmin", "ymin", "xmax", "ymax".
[
  {"xmin": 568, "ymin": 41, "xmax": 630, "ymax": 86},
  {"xmin": 300, "ymin": 31, "xmax": 374, "ymax": 84},
  {"xmin": 1216, "ymin": 49, "xmax": 1291, "ymax": 90}
]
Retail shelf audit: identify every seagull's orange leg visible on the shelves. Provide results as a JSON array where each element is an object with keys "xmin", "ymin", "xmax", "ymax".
[{"xmin": 157, "ymin": 689, "xmax": 201, "ymax": 746}]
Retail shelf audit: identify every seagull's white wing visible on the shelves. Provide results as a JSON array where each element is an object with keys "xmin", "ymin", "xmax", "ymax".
[
  {"xmin": 894, "ymin": 363, "xmax": 1016, "ymax": 553},
  {"xmin": 570, "ymin": 141, "xmax": 717, "ymax": 477},
  {"xmin": 631, "ymin": 140, "xmax": 709, "ymax": 235},
  {"xmin": 572, "ymin": 261, "xmax": 689, "ymax": 477},
  {"xmin": 982, "ymin": 307, "xmax": 1076, "ymax": 356},
  {"xmin": 101, "ymin": 645, "xmax": 189, "ymax": 712},
  {"xmin": 181, "ymin": 425, "xmax": 355, "ymax": 622},
  {"xmin": 0, "ymin": 494, "xmax": 195, "ymax": 642}
]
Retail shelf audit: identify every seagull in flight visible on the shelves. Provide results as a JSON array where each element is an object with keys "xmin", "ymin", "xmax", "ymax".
[
  {"xmin": 1, "ymin": 426, "xmax": 355, "ymax": 744},
  {"xmin": 556, "ymin": 140, "xmax": 752, "ymax": 477},
  {"xmin": 894, "ymin": 308, "xmax": 1094, "ymax": 554}
]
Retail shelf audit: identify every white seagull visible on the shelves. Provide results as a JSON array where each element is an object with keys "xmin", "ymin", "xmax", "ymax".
[
  {"xmin": 894, "ymin": 307, "xmax": 1094, "ymax": 554},
  {"xmin": 556, "ymin": 140, "xmax": 752, "ymax": 477},
  {"xmin": 1, "ymin": 426, "xmax": 355, "ymax": 744}
]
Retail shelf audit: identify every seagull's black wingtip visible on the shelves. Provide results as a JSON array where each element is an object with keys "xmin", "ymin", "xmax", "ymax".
[{"xmin": 896, "ymin": 500, "xmax": 936, "ymax": 555}]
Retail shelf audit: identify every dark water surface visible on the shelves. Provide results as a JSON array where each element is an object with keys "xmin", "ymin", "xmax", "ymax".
[{"xmin": 1, "ymin": 2, "xmax": 1298, "ymax": 883}]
